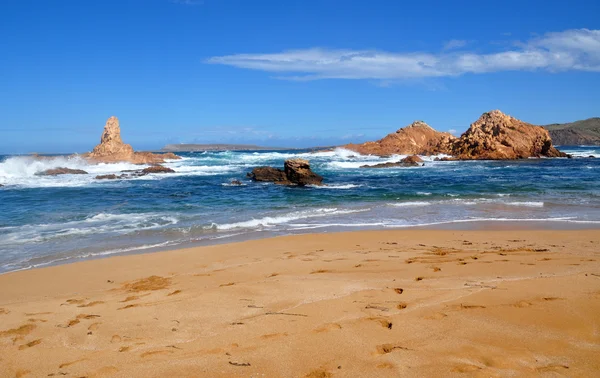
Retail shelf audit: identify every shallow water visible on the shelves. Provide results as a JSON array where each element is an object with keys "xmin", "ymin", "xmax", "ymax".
[{"xmin": 1, "ymin": 146, "xmax": 599, "ymax": 273}]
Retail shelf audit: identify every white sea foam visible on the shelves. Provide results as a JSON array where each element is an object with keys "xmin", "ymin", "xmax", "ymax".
[
  {"xmin": 389, "ymin": 201, "xmax": 432, "ymax": 207},
  {"xmin": 307, "ymin": 183, "xmax": 361, "ymax": 189},
  {"xmin": 505, "ymin": 201, "xmax": 544, "ymax": 207},
  {"xmin": 216, "ymin": 208, "xmax": 369, "ymax": 230}
]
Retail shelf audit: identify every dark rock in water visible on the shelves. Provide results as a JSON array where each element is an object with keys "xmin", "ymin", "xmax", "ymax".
[
  {"xmin": 401, "ymin": 155, "xmax": 424, "ymax": 165},
  {"xmin": 361, "ymin": 155, "xmax": 425, "ymax": 168},
  {"xmin": 95, "ymin": 174, "xmax": 122, "ymax": 180},
  {"xmin": 141, "ymin": 165, "xmax": 175, "ymax": 174},
  {"xmin": 230, "ymin": 179, "xmax": 243, "ymax": 185},
  {"xmin": 284, "ymin": 159, "xmax": 323, "ymax": 186},
  {"xmin": 589, "ymin": 155, "xmax": 596, "ymax": 158},
  {"xmin": 36, "ymin": 167, "xmax": 88, "ymax": 176},
  {"xmin": 248, "ymin": 159, "xmax": 323, "ymax": 186},
  {"xmin": 434, "ymin": 157, "xmax": 459, "ymax": 161},
  {"xmin": 248, "ymin": 167, "xmax": 290, "ymax": 184}
]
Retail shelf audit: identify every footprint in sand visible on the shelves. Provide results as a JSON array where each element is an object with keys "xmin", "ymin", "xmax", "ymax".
[
  {"xmin": 0, "ymin": 324, "xmax": 36, "ymax": 338},
  {"xmin": 77, "ymin": 301, "xmax": 105, "ymax": 308},
  {"xmin": 313, "ymin": 323, "xmax": 342, "ymax": 333},
  {"xmin": 305, "ymin": 368, "xmax": 333, "ymax": 378},
  {"xmin": 18, "ymin": 339, "xmax": 42, "ymax": 350},
  {"xmin": 452, "ymin": 363, "xmax": 482, "ymax": 372},
  {"xmin": 140, "ymin": 350, "xmax": 174, "ymax": 358},
  {"xmin": 260, "ymin": 332, "xmax": 288, "ymax": 340},
  {"xmin": 376, "ymin": 343, "xmax": 410, "ymax": 354},
  {"xmin": 122, "ymin": 276, "xmax": 171, "ymax": 292},
  {"xmin": 536, "ymin": 364, "xmax": 569, "ymax": 372}
]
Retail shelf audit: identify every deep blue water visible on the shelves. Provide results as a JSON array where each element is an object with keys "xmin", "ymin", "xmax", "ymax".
[{"xmin": 1, "ymin": 146, "xmax": 599, "ymax": 273}]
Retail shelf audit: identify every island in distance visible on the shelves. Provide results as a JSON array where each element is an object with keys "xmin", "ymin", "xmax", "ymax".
[
  {"xmin": 161, "ymin": 144, "xmax": 333, "ymax": 152},
  {"xmin": 544, "ymin": 117, "xmax": 600, "ymax": 146}
]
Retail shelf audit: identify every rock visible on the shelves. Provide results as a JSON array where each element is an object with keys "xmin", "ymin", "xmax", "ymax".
[
  {"xmin": 401, "ymin": 155, "xmax": 424, "ymax": 165},
  {"xmin": 343, "ymin": 110, "xmax": 567, "ymax": 160},
  {"xmin": 141, "ymin": 165, "xmax": 175, "ymax": 174},
  {"xmin": 230, "ymin": 179, "xmax": 243, "ymax": 185},
  {"xmin": 36, "ymin": 167, "xmax": 88, "ymax": 176},
  {"xmin": 284, "ymin": 159, "xmax": 323, "ymax": 186},
  {"xmin": 248, "ymin": 159, "xmax": 323, "ymax": 186},
  {"xmin": 589, "ymin": 155, "xmax": 596, "ymax": 158},
  {"xmin": 345, "ymin": 121, "xmax": 456, "ymax": 156},
  {"xmin": 84, "ymin": 116, "xmax": 181, "ymax": 164},
  {"xmin": 360, "ymin": 155, "xmax": 424, "ymax": 168},
  {"xmin": 248, "ymin": 167, "xmax": 290, "ymax": 184},
  {"xmin": 452, "ymin": 110, "xmax": 567, "ymax": 160},
  {"xmin": 95, "ymin": 174, "xmax": 122, "ymax": 180}
]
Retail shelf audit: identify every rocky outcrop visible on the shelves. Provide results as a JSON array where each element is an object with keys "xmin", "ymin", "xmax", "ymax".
[
  {"xmin": 284, "ymin": 159, "xmax": 323, "ymax": 186},
  {"xmin": 248, "ymin": 167, "xmax": 289, "ymax": 184},
  {"xmin": 248, "ymin": 159, "xmax": 323, "ymax": 186},
  {"xmin": 36, "ymin": 167, "xmax": 88, "ymax": 176},
  {"xmin": 360, "ymin": 155, "xmax": 424, "ymax": 168},
  {"xmin": 95, "ymin": 174, "xmax": 123, "ymax": 180},
  {"xmin": 345, "ymin": 111, "xmax": 566, "ymax": 160},
  {"xmin": 95, "ymin": 165, "xmax": 175, "ymax": 180},
  {"xmin": 84, "ymin": 116, "xmax": 181, "ymax": 164},
  {"xmin": 452, "ymin": 110, "xmax": 566, "ymax": 160},
  {"xmin": 345, "ymin": 121, "xmax": 456, "ymax": 156},
  {"xmin": 141, "ymin": 165, "xmax": 175, "ymax": 174}
]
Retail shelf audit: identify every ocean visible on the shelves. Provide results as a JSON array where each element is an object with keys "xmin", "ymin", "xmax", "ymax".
[{"xmin": 1, "ymin": 146, "xmax": 599, "ymax": 273}]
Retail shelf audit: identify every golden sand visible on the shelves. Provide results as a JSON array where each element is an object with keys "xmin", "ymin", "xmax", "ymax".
[{"xmin": 0, "ymin": 229, "xmax": 599, "ymax": 377}]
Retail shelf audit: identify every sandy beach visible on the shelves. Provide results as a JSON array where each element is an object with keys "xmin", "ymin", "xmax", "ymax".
[{"xmin": 1, "ymin": 229, "xmax": 599, "ymax": 377}]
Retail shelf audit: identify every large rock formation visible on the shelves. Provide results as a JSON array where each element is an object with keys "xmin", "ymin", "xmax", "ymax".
[
  {"xmin": 84, "ymin": 117, "xmax": 180, "ymax": 164},
  {"xmin": 344, "ymin": 121, "xmax": 456, "ymax": 156},
  {"xmin": 248, "ymin": 159, "xmax": 323, "ymax": 186},
  {"xmin": 452, "ymin": 110, "xmax": 566, "ymax": 160},
  {"xmin": 345, "ymin": 111, "xmax": 566, "ymax": 160}
]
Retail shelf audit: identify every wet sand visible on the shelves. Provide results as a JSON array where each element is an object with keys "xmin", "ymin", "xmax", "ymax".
[{"xmin": 1, "ymin": 229, "xmax": 599, "ymax": 377}]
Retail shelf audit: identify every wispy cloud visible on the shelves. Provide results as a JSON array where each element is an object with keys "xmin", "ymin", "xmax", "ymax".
[
  {"xmin": 443, "ymin": 39, "xmax": 468, "ymax": 51},
  {"xmin": 206, "ymin": 29, "xmax": 600, "ymax": 80}
]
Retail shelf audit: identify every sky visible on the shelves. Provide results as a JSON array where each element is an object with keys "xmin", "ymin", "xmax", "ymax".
[{"xmin": 1, "ymin": 0, "xmax": 599, "ymax": 153}]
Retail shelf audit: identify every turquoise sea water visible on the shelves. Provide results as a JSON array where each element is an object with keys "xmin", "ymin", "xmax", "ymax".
[{"xmin": 1, "ymin": 146, "xmax": 599, "ymax": 273}]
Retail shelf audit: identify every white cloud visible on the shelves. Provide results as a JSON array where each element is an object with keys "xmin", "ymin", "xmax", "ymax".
[
  {"xmin": 206, "ymin": 29, "xmax": 600, "ymax": 80},
  {"xmin": 443, "ymin": 39, "xmax": 468, "ymax": 51},
  {"xmin": 447, "ymin": 129, "xmax": 457, "ymax": 135}
]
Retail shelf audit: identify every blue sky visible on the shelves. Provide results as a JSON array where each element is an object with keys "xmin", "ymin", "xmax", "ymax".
[{"xmin": 1, "ymin": 0, "xmax": 599, "ymax": 153}]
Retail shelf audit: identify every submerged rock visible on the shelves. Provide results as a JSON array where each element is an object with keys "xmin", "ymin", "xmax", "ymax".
[
  {"xmin": 141, "ymin": 165, "xmax": 175, "ymax": 174},
  {"xmin": 248, "ymin": 159, "xmax": 323, "ymax": 186},
  {"xmin": 95, "ymin": 174, "xmax": 122, "ymax": 180},
  {"xmin": 360, "ymin": 155, "xmax": 424, "ymax": 168},
  {"xmin": 84, "ymin": 116, "xmax": 181, "ymax": 164},
  {"xmin": 36, "ymin": 167, "xmax": 88, "ymax": 176}
]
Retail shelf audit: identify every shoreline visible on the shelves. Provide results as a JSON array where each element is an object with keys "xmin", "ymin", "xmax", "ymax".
[
  {"xmin": 2, "ymin": 219, "xmax": 600, "ymax": 276},
  {"xmin": 1, "ymin": 229, "xmax": 599, "ymax": 376}
]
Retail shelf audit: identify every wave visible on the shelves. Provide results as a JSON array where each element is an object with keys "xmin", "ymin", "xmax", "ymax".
[
  {"xmin": 216, "ymin": 208, "xmax": 369, "ymax": 230},
  {"xmin": 307, "ymin": 183, "xmax": 362, "ymax": 189},
  {"xmin": 389, "ymin": 201, "xmax": 432, "ymax": 207}
]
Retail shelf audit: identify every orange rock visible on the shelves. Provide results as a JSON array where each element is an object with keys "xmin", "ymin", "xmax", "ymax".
[
  {"xmin": 452, "ymin": 110, "xmax": 567, "ymax": 160},
  {"xmin": 83, "ymin": 117, "xmax": 181, "ymax": 164},
  {"xmin": 344, "ymin": 121, "xmax": 456, "ymax": 156}
]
